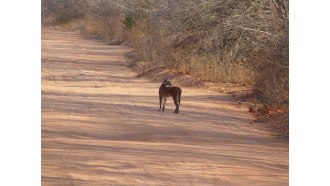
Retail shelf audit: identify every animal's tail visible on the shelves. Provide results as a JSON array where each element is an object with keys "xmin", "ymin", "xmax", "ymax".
[{"xmin": 179, "ymin": 89, "xmax": 182, "ymax": 105}]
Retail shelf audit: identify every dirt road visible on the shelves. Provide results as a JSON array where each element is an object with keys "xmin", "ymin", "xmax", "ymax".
[{"xmin": 42, "ymin": 28, "xmax": 288, "ymax": 186}]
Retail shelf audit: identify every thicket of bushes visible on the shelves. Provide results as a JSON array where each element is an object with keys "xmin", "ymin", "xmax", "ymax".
[{"xmin": 42, "ymin": 0, "xmax": 289, "ymax": 105}]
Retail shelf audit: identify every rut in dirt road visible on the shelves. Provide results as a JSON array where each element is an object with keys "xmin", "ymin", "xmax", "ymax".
[{"xmin": 42, "ymin": 28, "xmax": 288, "ymax": 186}]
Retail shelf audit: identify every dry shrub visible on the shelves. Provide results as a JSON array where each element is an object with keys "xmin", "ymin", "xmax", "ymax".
[
  {"xmin": 80, "ymin": 1, "xmax": 126, "ymax": 43},
  {"xmin": 82, "ymin": 15, "xmax": 124, "ymax": 42},
  {"xmin": 42, "ymin": 0, "xmax": 88, "ymax": 25},
  {"xmin": 253, "ymin": 37, "xmax": 289, "ymax": 104},
  {"xmin": 168, "ymin": 0, "xmax": 288, "ymax": 104}
]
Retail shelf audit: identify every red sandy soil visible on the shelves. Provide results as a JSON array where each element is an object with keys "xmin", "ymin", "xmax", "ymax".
[{"xmin": 42, "ymin": 28, "xmax": 288, "ymax": 185}]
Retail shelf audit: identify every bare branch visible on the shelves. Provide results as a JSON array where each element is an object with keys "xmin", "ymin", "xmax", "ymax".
[{"xmin": 238, "ymin": 26, "xmax": 276, "ymax": 37}]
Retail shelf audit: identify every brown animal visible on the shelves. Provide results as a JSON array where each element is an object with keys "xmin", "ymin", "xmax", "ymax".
[{"xmin": 159, "ymin": 79, "xmax": 182, "ymax": 114}]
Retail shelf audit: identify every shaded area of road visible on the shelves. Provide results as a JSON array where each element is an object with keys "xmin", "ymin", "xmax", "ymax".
[{"xmin": 42, "ymin": 28, "xmax": 288, "ymax": 185}]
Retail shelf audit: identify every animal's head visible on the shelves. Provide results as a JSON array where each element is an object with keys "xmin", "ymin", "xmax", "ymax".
[{"xmin": 162, "ymin": 78, "xmax": 172, "ymax": 86}]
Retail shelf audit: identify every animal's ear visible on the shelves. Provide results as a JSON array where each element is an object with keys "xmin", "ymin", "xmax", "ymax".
[{"xmin": 164, "ymin": 78, "xmax": 169, "ymax": 82}]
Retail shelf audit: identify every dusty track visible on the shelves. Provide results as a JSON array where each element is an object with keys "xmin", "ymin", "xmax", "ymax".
[{"xmin": 42, "ymin": 28, "xmax": 288, "ymax": 185}]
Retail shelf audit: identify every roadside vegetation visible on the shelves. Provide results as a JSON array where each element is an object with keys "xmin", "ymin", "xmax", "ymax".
[{"xmin": 42, "ymin": 0, "xmax": 288, "ymax": 110}]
